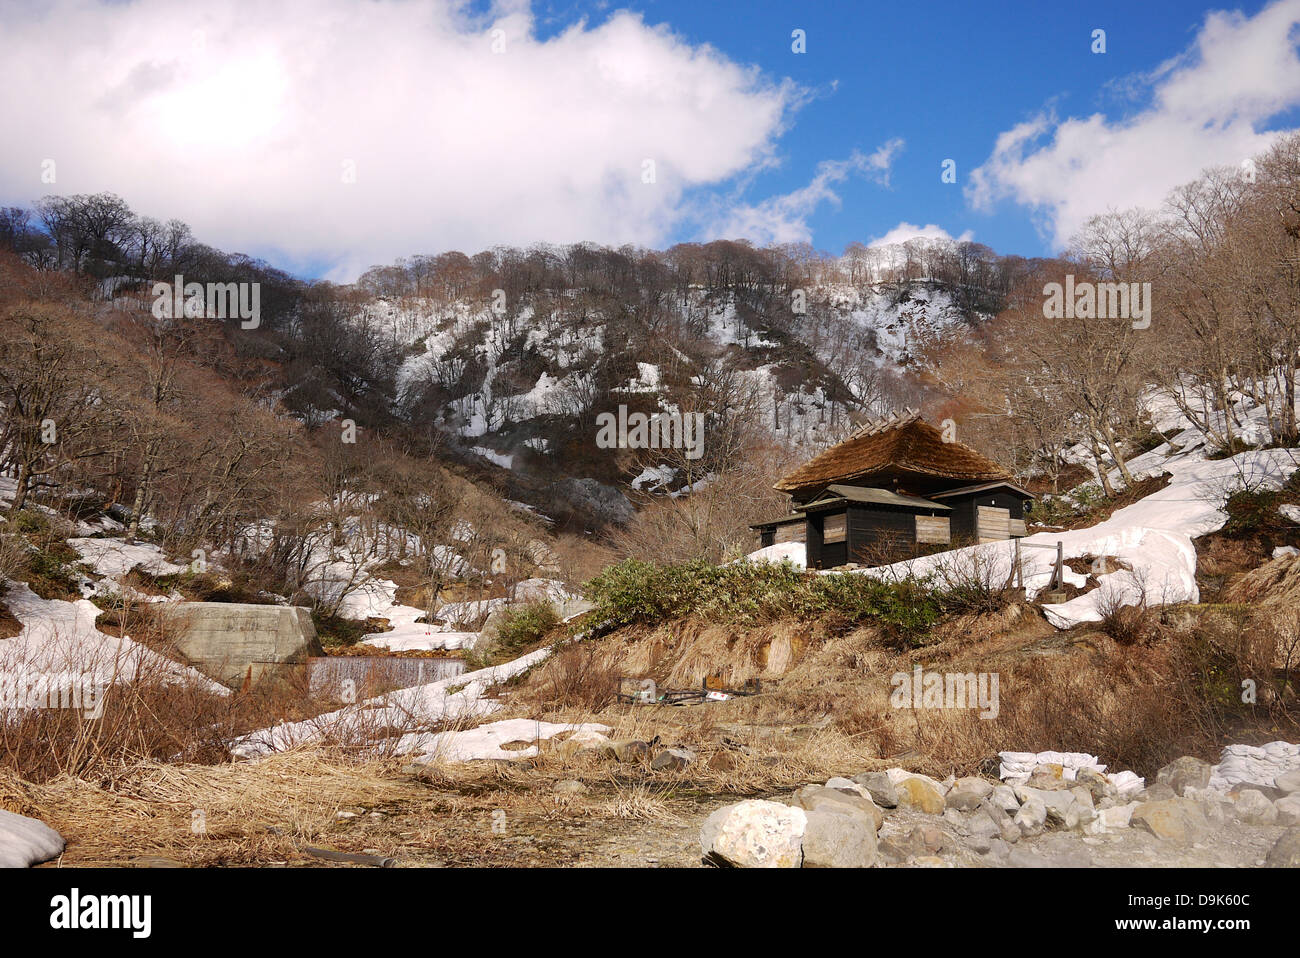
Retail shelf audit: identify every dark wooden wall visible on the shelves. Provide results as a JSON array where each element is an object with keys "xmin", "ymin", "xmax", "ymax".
[{"xmin": 943, "ymin": 490, "xmax": 1029, "ymax": 540}]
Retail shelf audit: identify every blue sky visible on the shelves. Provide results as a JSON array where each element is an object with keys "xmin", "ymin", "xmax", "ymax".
[
  {"xmin": 3, "ymin": 0, "xmax": 1298, "ymax": 279},
  {"xmin": 597, "ymin": 0, "xmax": 1295, "ymax": 258}
]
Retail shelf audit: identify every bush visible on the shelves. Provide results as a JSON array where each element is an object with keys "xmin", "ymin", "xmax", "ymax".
[
  {"xmin": 583, "ymin": 558, "xmax": 958, "ymax": 640},
  {"xmin": 1222, "ymin": 487, "xmax": 1283, "ymax": 536},
  {"xmin": 493, "ymin": 601, "xmax": 561, "ymax": 654},
  {"xmin": 311, "ymin": 611, "xmax": 372, "ymax": 648}
]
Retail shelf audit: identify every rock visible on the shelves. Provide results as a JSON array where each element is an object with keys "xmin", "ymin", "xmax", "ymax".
[
  {"xmin": 612, "ymin": 740, "xmax": 653, "ymax": 762},
  {"xmin": 1228, "ymin": 782, "xmax": 1283, "ymax": 802},
  {"xmin": 553, "ymin": 779, "xmax": 587, "ymax": 796},
  {"xmin": 1009, "ymin": 845, "xmax": 1093, "ymax": 868},
  {"xmin": 1013, "ymin": 800, "xmax": 1047, "ymax": 838},
  {"xmin": 989, "ymin": 785, "xmax": 1020, "ymax": 813},
  {"xmin": 706, "ymin": 751, "xmax": 739, "ymax": 772},
  {"xmin": 982, "ymin": 837, "xmax": 1010, "ymax": 860},
  {"xmin": 1130, "ymin": 798, "xmax": 1211, "ymax": 844},
  {"xmin": 1276, "ymin": 769, "xmax": 1300, "ymax": 796},
  {"xmin": 907, "ymin": 823, "xmax": 948, "ymax": 855},
  {"xmin": 884, "ymin": 768, "xmax": 946, "ymax": 793},
  {"xmin": 946, "ymin": 777, "xmax": 994, "ymax": 811},
  {"xmin": 1025, "ymin": 763, "xmax": 1069, "ymax": 790},
  {"xmin": 1086, "ymin": 802, "xmax": 1138, "ymax": 834},
  {"xmin": 1231, "ymin": 789, "xmax": 1278, "ymax": 826},
  {"xmin": 801, "ymin": 809, "xmax": 878, "ymax": 868},
  {"xmin": 895, "ymin": 776, "xmax": 946, "ymax": 815},
  {"xmin": 851, "ymin": 771, "xmax": 898, "ymax": 808},
  {"xmin": 700, "ymin": 800, "xmax": 806, "ymax": 868},
  {"xmin": 0, "ymin": 809, "xmax": 65, "ymax": 868},
  {"xmin": 1275, "ymin": 795, "xmax": 1300, "ymax": 827},
  {"xmin": 1014, "ymin": 784, "xmax": 1088, "ymax": 826},
  {"xmin": 977, "ymin": 800, "xmax": 1021, "ymax": 844},
  {"xmin": 878, "ymin": 823, "xmax": 949, "ymax": 862},
  {"xmin": 967, "ymin": 813, "xmax": 1000, "ymax": 846},
  {"xmin": 1265, "ymin": 828, "xmax": 1300, "ymax": 867},
  {"xmin": 1156, "ymin": 756, "xmax": 1213, "ymax": 797},
  {"xmin": 793, "ymin": 785, "xmax": 883, "ymax": 832},
  {"xmin": 1076, "ymin": 768, "xmax": 1118, "ymax": 803},
  {"xmin": 650, "ymin": 748, "xmax": 697, "ymax": 771},
  {"xmin": 1065, "ymin": 801, "xmax": 1098, "ymax": 831},
  {"xmin": 1137, "ymin": 782, "xmax": 1177, "ymax": 802},
  {"xmin": 558, "ymin": 731, "xmax": 611, "ymax": 758}
]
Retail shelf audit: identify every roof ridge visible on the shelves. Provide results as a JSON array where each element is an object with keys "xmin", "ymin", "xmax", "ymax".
[{"xmin": 846, "ymin": 407, "xmax": 920, "ymax": 440}]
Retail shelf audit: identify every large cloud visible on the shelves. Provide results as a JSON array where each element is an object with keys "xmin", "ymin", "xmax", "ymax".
[
  {"xmin": 869, "ymin": 221, "xmax": 972, "ymax": 248},
  {"xmin": 967, "ymin": 0, "xmax": 1300, "ymax": 250},
  {"xmin": 0, "ymin": 0, "xmax": 797, "ymax": 279},
  {"xmin": 704, "ymin": 138, "xmax": 904, "ymax": 246}
]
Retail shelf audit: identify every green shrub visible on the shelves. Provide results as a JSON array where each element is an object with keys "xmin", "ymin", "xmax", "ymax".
[
  {"xmin": 1222, "ymin": 487, "xmax": 1283, "ymax": 536},
  {"xmin": 583, "ymin": 558, "xmax": 955, "ymax": 640},
  {"xmin": 494, "ymin": 601, "xmax": 561, "ymax": 652},
  {"xmin": 311, "ymin": 611, "xmax": 372, "ymax": 648},
  {"xmin": 11, "ymin": 509, "xmax": 50, "ymax": 535}
]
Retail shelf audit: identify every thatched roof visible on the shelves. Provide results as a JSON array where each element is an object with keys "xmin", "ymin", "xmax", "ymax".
[{"xmin": 774, "ymin": 412, "xmax": 1013, "ymax": 496}]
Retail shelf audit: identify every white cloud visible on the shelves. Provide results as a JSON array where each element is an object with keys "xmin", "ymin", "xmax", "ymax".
[
  {"xmin": 967, "ymin": 0, "xmax": 1300, "ymax": 250},
  {"xmin": 0, "ymin": 0, "xmax": 798, "ymax": 280},
  {"xmin": 868, "ymin": 222, "xmax": 972, "ymax": 248},
  {"xmin": 705, "ymin": 138, "xmax": 904, "ymax": 245}
]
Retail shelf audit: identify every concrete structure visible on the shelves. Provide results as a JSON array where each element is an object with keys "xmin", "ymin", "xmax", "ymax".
[{"xmin": 166, "ymin": 602, "xmax": 322, "ymax": 689}]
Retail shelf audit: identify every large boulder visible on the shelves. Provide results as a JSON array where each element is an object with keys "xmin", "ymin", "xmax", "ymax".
[
  {"xmin": 801, "ymin": 809, "xmax": 878, "ymax": 868},
  {"xmin": 851, "ymin": 771, "xmax": 898, "ymax": 808},
  {"xmin": 1231, "ymin": 789, "xmax": 1278, "ymax": 826},
  {"xmin": 1013, "ymin": 799, "xmax": 1047, "ymax": 838},
  {"xmin": 793, "ymin": 785, "xmax": 883, "ymax": 831},
  {"xmin": 700, "ymin": 800, "xmax": 805, "ymax": 868},
  {"xmin": 1275, "ymin": 795, "xmax": 1300, "ymax": 827},
  {"xmin": 946, "ymin": 777, "xmax": 994, "ymax": 811},
  {"xmin": 1130, "ymin": 798, "xmax": 1210, "ymax": 844},
  {"xmin": 166, "ymin": 602, "xmax": 322, "ymax": 688},
  {"xmin": 1155, "ymin": 756, "xmax": 1212, "ymax": 797},
  {"xmin": 1265, "ymin": 828, "xmax": 1300, "ymax": 867},
  {"xmin": 895, "ymin": 776, "xmax": 946, "ymax": 815},
  {"xmin": 0, "ymin": 810, "xmax": 65, "ymax": 868}
]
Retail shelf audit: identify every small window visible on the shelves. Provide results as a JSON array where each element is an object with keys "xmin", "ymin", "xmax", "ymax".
[{"xmin": 823, "ymin": 513, "xmax": 846, "ymax": 544}]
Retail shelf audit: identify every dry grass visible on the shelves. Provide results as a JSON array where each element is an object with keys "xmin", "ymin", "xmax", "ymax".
[{"xmin": 24, "ymin": 749, "xmax": 415, "ymax": 866}]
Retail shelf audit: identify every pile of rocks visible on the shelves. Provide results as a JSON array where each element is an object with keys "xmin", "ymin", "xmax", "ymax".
[{"xmin": 699, "ymin": 747, "xmax": 1300, "ymax": 868}]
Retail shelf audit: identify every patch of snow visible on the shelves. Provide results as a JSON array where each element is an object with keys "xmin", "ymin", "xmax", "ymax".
[
  {"xmin": 741, "ymin": 541, "xmax": 807, "ymax": 569},
  {"xmin": 859, "ymin": 449, "xmax": 1300, "ymax": 630},
  {"xmin": 360, "ymin": 628, "xmax": 477, "ymax": 652},
  {"xmin": 231, "ymin": 645, "xmax": 555, "ymax": 759},
  {"xmin": 66, "ymin": 538, "xmax": 188, "ymax": 578},
  {"xmin": 401, "ymin": 718, "xmax": 612, "ymax": 763},
  {"xmin": 0, "ymin": 580, "xmax": 227, "ymax": 697}
]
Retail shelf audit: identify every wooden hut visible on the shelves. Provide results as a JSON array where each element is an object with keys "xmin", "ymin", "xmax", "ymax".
[{"xmin": 751, "ymin": 411, "xmax": 1033, "ymax": 569}]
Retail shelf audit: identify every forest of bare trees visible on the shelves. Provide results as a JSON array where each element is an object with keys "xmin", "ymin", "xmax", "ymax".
[{"xmin": 1, "ymin": 132, "xmax": 1297, "ymax": 571}]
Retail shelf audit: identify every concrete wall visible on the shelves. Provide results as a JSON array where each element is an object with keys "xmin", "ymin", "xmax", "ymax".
[{"xmin": 166, "ymin": 602, "xmax": 322, "ymax": 689}]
